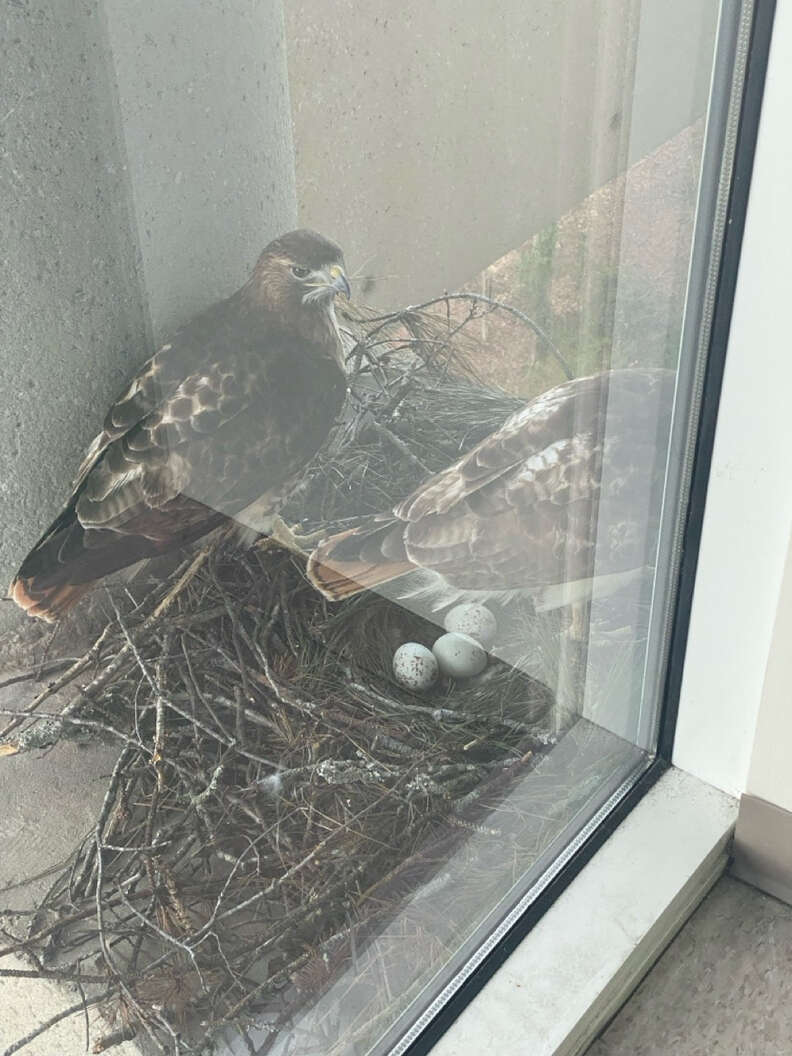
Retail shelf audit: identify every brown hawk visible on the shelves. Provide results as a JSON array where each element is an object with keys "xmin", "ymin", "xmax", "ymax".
[
  {"xmin": 307, "ymin": 368, "xmax": 674, "ymax": 613},
  {"xmin": 10, "ymin": 229, "xmax": 350, "ymax": 620}
]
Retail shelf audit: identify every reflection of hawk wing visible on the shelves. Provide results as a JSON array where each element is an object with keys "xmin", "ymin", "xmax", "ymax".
[
  {"xmin": 308, "ymin": 369, "xmax": 674, "ymax": 605},
  {"xmin": 12, "ymin": 295, "xmax": 346, "ymax": 621}
]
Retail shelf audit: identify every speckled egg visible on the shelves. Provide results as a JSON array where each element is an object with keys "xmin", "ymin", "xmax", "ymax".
[
  {"xmin": 392, "ymin": 642, "xmax": 439, "ymax": 691},
  {"xmin": 443, "ymin": 603, "xmax": 497, "ymax": 649},
  {"xmin": 432, "ymin": 632, "xmax": 488, "ymax": 679}
]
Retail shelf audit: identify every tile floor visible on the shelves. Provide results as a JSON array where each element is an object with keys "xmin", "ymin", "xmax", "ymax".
[{"xmin": 586, "ymin": 874, "xmax": 792, "ymax": 1056}]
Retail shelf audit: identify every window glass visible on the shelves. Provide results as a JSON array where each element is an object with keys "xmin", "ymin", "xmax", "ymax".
[{"xmin": 0, "ymin": 2, "xmax": 750, "ymax": 1054}]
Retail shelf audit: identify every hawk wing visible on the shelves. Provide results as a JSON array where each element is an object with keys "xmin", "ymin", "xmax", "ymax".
[
  {"xmin": 12, "ymin": 319, "xmax": 343, "ymax": 619},
  {"xmin": 72, "ymin": 294, "xmax": 241, "ymax": 491},
  {"xmin": 74, "ymin": 359, "xmax": 251, "ymax": 536},
  {"xmin": 10, "ymin": 351, "xmax": 252, "ymax": 618},
  {"xmin": 72, "ymin": 339, "xmax": 198, "ymax": 492},
  {"xmin": 308, "ymin": 369, "xmax": 674, "ymax": 600}
]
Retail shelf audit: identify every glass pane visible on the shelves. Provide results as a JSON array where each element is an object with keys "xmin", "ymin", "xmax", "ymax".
[{"xmin": 0, "ymin": 2, "xmax": 749, "ymax": 1054}]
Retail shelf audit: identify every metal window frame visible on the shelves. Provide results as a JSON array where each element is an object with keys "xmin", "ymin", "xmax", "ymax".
[{"xmin": 395, "ymin": 2, "xmax": 777, "ymax": 1053}]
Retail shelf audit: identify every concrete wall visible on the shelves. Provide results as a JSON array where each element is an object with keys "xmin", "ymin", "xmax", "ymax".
[
  {"xmin": 284, "ymin": 0, "xmax": 720, "ymax": 307},
  {"xmin": 0, "ymin": 1, "xmax": 296, "ymax": 630},
  {"xmin": 0, "ymin": 2, "xmax": 148, "ymax": 629},
  {"xmin": 102, "ymin": 0, "xmax": 297, "ymax": 340}
]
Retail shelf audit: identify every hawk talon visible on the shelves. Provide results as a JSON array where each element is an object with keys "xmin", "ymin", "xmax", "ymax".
[{"xmin": 262, "ymin": 516, "xmax": 326, "ymax": 555}]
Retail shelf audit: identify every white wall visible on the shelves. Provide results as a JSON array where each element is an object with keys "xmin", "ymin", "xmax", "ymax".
[
  {"xmin": 744, "ymin": 531, "xmax": 792, "ymax": 814},
  {"xmin": 673, "ymin": 0, "xmax": 792, "ymax": 799}
]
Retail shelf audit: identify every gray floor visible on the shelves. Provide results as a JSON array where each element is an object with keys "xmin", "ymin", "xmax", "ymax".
[{"xmin": 587, "ymin": 874, "xmax": 792, "ymax": 1056}]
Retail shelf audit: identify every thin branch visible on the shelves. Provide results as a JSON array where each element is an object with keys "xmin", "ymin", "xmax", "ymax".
[{"xmin": 1, "ymin": 989, "xmax": 114, "ymax": 1056}]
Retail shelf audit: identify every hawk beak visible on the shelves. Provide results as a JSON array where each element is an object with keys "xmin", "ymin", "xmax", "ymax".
[
  {"xmin": 328, "ymin": 265, "xmax": 351, "ymax": 299},
  {"xmin": 301, "ymin": 265, "xmax": 351, "ymax": 305}
]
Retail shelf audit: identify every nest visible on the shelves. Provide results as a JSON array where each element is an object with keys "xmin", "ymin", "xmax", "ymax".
[{"xmin": 0, "ymin": 296, "xmax": 570, "ymax": 1056}]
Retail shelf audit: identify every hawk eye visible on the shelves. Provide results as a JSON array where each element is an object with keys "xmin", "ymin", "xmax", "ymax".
[{"xmin": 291, "ymin": 265, "xmax": 310, "ymax": 279}]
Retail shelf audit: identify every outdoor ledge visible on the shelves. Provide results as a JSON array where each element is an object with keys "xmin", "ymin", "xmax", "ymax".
[
  {"xmin": 0, "ymin": 764, "xmax": 735, "ymax": 1056},
  {"xmin": 430, "ymin": 766, "xmax": 737, "ymax": 1056}
]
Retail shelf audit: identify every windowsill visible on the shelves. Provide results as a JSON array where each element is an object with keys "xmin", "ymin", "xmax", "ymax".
[
  {"xmin": 427, "ymin": 767, "xmax": 736, "ymax": 1056},
  {"xmin": 0, "ymin": 760, "xmax": 739, "ymax": 1056}
]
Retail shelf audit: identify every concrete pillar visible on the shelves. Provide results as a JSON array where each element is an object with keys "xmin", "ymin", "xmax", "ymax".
[
  {"xmin": 102, "ymin": 0, "xmax": 297, "ymax": 339},
  {"xmin": 0, "ymin": 0, "xmax": 296, "ymax": 631}
]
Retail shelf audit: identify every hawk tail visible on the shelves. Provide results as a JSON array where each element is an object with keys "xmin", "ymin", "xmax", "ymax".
[
  {"xmin": 11, "ymin": 493, "xmax": 226, "ymax": 621},
  {"xmin": 8, "ymin": 510, "xmax": 99, "ymax": 621},
  {"xmin": 9, "ymin": 576, "xmax": 93, "ymax": 622},
  {"xmin": 307, "ymin": 517, "xmax": 415, "ymax": 601}
]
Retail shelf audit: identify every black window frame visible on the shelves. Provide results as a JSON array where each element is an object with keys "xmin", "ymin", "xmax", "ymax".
[{"xmin": 402, "ymin": 2, "xmax": 777, "ymax": 1053}]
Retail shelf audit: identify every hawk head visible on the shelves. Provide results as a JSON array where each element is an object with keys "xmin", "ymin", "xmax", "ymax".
[{"xmin": 248, "ymin": 229, "xmax": 351, "ymax": 327}]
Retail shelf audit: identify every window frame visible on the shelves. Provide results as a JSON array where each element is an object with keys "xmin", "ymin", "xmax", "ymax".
[{"xmin": 399, "ymin": 1, "xmax": 777, "ymax": 1053}]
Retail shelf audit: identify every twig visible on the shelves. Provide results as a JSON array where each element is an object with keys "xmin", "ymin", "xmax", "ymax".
[
  {"xmin": 0, "ymin": 626, "xmax": 113, "ymax": 741},
  {"xmin": 0, "ymin": 310, "xmax": 562, "ymax": 1053},
  {"xmin": 1, "ymin": 989, "xmax": 114, "ymax": 1056},
  {"xmin": 93, "ymin": 1025, "xmax": 138, "ymax": 1053},
  {"xmin": 363, "ymin": 293, "xmax": 573, "ymax": 378}
]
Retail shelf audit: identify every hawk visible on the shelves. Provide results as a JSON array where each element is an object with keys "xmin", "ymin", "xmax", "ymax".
[
  {"xmin": 307, "ymin": 368, "xmax": 674, "ymax": 613},
  {"xmin": 10, "ymin": 229, "xmax": 350, "ymax": 620}
]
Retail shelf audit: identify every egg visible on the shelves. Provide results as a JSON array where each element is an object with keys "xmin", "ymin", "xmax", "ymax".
[
  {"xmin": 443, "ymin": 603, "xmax": 497, "ymax": 649},
  {"xmin": 392, "ymin": 642, "xmax": 439, "ymax": 691},
  {"xmin": 432, "ymin": 632, "xmax": 488, "ymax": 679}
]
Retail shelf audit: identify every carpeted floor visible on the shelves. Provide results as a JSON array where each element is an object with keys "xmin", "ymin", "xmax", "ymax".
[{"xmin": 587, "ymin": 875, "xmax": 792, "ymax": 1056}]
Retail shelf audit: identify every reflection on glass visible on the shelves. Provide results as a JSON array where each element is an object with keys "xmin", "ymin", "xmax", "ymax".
[{"xmin": 0, "ymin": 2, "xmax": 740, "ymax": 1055}]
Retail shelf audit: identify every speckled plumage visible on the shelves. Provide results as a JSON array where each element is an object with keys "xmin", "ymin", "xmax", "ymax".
[
  {"xmin": 308, "ymin": 368, "xmax": 674, "ymax": 606},
  {"xmin": 11, "ymin": 229, "xmax": 348, "ymax": 619}
]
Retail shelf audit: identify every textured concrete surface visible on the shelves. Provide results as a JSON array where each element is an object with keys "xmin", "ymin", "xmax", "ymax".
[
  {"xmin": 0, "ymin": 2, "xmax": 149, "ymax": 631},
  {"xmin": 103, "ymin": 0, "xmax": 297, "ymax": 341},
  {"xmin": 587, "ymin": 876, "xmax": 792, "ymax": 1056},
  {"xmin": 0, "ymin": 962, "xmax": 142, "ymax": 1056},
  {"xmin": 0, "ymin": 677, "xmax": 141, "ymax": 1054},
  {"xmin": 0, "ymin": 1, "xmax": 296, "ymax": 632}
]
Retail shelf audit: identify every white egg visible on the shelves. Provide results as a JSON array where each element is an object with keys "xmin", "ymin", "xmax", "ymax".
[
  {"xmin": 432, "ymin": 632, "xmax": 488, "ymax": 679},
  {"xmin": 443, "ymin": 603, "xmax": 498, "ymax": 648},
  {"xmin": 392, "ymin": 642, "xmax": 439, "ymax": 691}
]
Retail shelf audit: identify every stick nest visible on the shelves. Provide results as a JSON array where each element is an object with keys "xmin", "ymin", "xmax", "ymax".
[{"xmin": 0, "ymin": 297, "xmax": 566, "ymax": 1056}]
